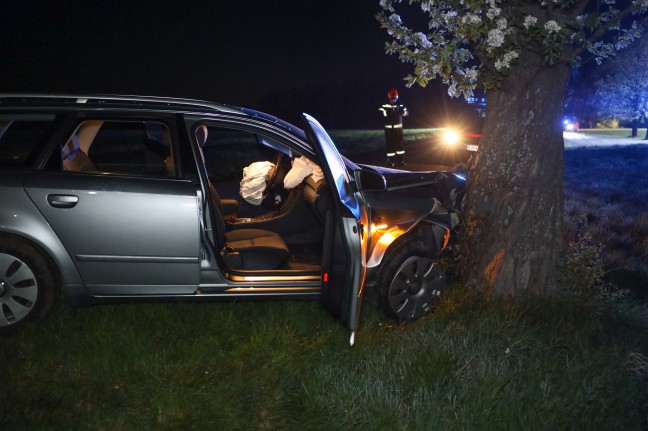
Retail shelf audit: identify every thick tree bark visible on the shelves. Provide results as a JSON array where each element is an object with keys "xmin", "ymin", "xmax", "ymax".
[{"xmin": 461, "ymin": 52, "xmax": 571, "ymax": 297}]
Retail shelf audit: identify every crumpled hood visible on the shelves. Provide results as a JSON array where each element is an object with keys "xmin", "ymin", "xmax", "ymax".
[{"xmin": 361, "ymin": 165, "xmax": 466, "ymax": 211}]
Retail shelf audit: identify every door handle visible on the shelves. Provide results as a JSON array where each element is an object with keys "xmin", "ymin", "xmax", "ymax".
[{"xmin": 47, "ymin": 194, "xmax": 79, "ymax": 208}]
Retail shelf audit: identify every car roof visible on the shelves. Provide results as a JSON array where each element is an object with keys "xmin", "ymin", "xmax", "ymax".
[{"xmin": 0, "ymin": 93, "xmax": 308, "ymax": 139}]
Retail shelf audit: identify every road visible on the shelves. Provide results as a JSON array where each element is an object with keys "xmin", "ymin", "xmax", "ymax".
[{"xmin": 354, "ymin": 130, "xmax": 648, "ymax": 172}]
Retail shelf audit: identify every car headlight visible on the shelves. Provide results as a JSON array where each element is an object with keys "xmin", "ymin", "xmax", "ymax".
[{"xmin": 443, "ymin": 130, "xmax": 460, "ymax": 146}]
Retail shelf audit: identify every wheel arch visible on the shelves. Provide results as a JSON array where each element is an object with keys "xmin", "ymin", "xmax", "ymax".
[
  {"xmin": 0, "ymin": 231, "xmax": 63, "ymax": 292},
  {"xmin": 375, "ymin": 223, "xmax": 448, "ymax": 321},
  {"xmin": 367, "ymin": 220, "xmax": 449, "ymax": 270},
  {"xmin": 0, "ymin": 229, "xmax": 84, "ymax": 300}
]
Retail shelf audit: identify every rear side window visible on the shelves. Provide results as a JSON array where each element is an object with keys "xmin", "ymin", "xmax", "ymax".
[
  {"xmin": 0, "ymin": 115, "xmax": 57, "ymax": 168},
  {"xmin": 61, "ymin": 120, "xmax": 175, "ymax": 178}
]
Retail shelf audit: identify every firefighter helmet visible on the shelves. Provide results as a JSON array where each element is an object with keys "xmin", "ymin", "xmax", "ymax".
[{"xmin": 387, "ymin": 88, "xmax": 399, "ymax": 100}]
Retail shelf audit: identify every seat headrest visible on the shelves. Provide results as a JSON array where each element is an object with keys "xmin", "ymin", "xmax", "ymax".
[{"xmin": 195, "ymin": 125, "xmax": 208, "ymax": 147}]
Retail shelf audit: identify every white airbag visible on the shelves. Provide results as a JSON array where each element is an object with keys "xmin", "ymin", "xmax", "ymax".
[
  {"xmin": 284, "ymin": 157, "xmax": 324, "ymax": 189},
  {"xmin": 240, "ymin": 161, "xmax": 275, "ymax": 205}
]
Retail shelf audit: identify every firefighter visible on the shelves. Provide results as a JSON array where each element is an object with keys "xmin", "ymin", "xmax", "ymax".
[{"xmin": 379, "ymin": 88, "xmax": 409, "ymax": 167}]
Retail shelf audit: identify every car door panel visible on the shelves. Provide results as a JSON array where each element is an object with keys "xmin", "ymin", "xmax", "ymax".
[
  {"xmin": 24, "ymin": 172, "xmax": 201, "ymax": 294},
  {"xmin": 302, "ymin": 114, "xmax": 369, "ymax": 345}
]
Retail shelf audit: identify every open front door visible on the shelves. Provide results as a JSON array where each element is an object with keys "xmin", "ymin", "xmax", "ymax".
[{"xmin": 302, "ymin": 114, "xmax": 368, "ymax": 346}]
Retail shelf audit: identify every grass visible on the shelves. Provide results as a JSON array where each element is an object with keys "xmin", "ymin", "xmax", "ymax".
[
  {"xmin": 575, "ymin": 128, "xmax": 648, "ymax": 139},
  {"xmin": 3, "ymin": 292, "xmax": 648, "ymax": 430},
  {"xmin": 2, "ymin": 131, "xmax": 648, "ymax": 430},
  {"xmin": 564, "ymin": 144, "xmax": 648, "ymax": 300},
  {"xmin": 329, "ymin": 128, "xmax": 442, "ymax": 157}
]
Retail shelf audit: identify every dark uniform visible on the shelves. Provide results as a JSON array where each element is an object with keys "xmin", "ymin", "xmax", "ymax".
[{"xmin": 379, "ymin": 89, "xmax": 408, "ymax": 166}]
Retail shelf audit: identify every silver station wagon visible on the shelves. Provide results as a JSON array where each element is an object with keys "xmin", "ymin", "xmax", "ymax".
[{"xmin": 0, "ymin": 94, "xmax": 465, "ymax": 343}]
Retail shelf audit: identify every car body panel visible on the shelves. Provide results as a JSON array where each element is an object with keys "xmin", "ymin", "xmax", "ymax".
[{"xmin": 23, "ymin": 171, "xmax": 201, "ymax": 294}]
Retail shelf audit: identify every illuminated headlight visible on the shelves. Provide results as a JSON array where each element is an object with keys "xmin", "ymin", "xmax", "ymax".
[
  {"xmin": 564, "ymin": 123, "xmax": 575, "ymax": 131},
  {"xmin": 443, "ymin": 130, "xmax": 460, "ymax": 146}
]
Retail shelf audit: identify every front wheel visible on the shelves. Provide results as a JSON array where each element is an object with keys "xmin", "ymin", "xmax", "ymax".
[
  {"xmin": 0, "ymin": 237, "xmax": 56, "ymax": 332},
  {"xmin": 377, "ymin": 235, "xmax": 446, "ymax": 321}
]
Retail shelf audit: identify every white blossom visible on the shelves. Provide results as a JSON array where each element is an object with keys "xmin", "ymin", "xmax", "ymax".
[
  {"xmin": 496, "ymin": 18, "xmax": 508, "ymax": 30},
  {"xmin": 523, "ymin": 15, "xmax": 538, "ymax": 29},
  {"xmin": 414, "ymin": 32, "xmax": 432, "ymax": 48},
  {"xmin": 462, "ymin": 13, "xmax": 482, "ymax": 25},
  {"xmin": 487, "ymin": 7, "xmax": 501, "ymax": 19},
  {"xmin": 487, "ymin": 28, "xmax": 506, "ymax": 50},
  {"xmin": 544, "ymin": 20, "xmax": 561, "ymax": 33},
  {"xmin": 464, "ymin": 68, "xmax": 479, "ymax": 81},
  {"xmin": 448, "ymin": 82, "xmax": 459, "ymax": 98},
  {"xmin": 494, "ymin": 50, "xmax": 519, "ymax": 71},
  {"xmin": 442, "ymin": 11, "xmax": 458, "ymax": 24}
]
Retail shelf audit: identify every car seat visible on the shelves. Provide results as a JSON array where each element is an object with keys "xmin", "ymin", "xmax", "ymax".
[{"xmin": 195, "ymin": 125, "xmax": 289, "ymax": 270}]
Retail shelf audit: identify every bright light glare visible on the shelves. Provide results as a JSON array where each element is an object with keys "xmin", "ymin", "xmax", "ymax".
[
  {"xmin": 378, "ymin": 232, "xmax": 396, "ymax": 246},
  {"xmin": 443, "ymin": 130, "xmax": 460, "ymax": 146}
]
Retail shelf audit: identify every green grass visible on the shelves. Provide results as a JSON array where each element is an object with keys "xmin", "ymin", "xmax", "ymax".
[
  {"xmin": 576, "ymin": 128, "xmax": 648, "ymax": 139},
  {"xmin": 3, "ymin": 290, "xmax": 648, "ymax": 430},
  {"xmin": 330, "ymin": 128, "xmax": 441, "ymax": 156},
  {"xmin": 3, "ymin": 132, "xmax": 648, "ymax": 430}
]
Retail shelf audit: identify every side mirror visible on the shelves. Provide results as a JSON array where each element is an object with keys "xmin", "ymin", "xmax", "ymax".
[{"xmin": 356, "ymin": 169, "xmax": 386, "ymax": 191}]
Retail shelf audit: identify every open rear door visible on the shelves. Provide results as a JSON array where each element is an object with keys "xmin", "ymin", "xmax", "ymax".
[{"xmin": 302, "ymin": 114, "xmax": 368, "ymax": 345}]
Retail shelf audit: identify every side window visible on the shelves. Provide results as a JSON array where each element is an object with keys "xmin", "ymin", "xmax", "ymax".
[
  {"xmin": 62, "ymin": 120, "xmax": 174, "ymax": 177},
  {"xmin": 200, "ymin": 126, "xmax": 276, "ymax": 182},
  {"xmin": 0, "ymin": 115, "xmax": 57, "ymax": 168}
]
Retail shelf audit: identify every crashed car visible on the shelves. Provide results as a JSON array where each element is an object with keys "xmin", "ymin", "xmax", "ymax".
[{"xmin": 0, "ymin": 94, "xmax": 465, "ymax": 343}]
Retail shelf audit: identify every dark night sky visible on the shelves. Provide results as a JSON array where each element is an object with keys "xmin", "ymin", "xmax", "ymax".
[{"xmin": 0, "ymin": 0, "xmax": 459, "ymax": 129}]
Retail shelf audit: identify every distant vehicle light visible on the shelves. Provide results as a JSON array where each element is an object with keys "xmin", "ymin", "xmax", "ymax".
[
  {"xmin": 562, "ymin": 116, "xmax": 579, "ymax": 132},
  {"xmin": 443, "ymin": 130, "xmax": 460, "ymax": 146}
]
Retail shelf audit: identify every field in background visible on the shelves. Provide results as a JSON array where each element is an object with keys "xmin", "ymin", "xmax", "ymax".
[
  {"xmin": 2, "ymin": 130, "xmax": 647, "ymax": 430},
  {"xmin": 329, "ymin": 128, "xmax": 443, "ymax": 157},
  {"xmin": 564, "ymin": 128, "xmax": 648, "ymax": 147},
  {"xmin": 571, "ymin": 128, "xmax": 648, "ymax": 139}
]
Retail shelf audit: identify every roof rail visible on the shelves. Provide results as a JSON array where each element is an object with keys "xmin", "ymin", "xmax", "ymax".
[{"xmin": 0, "ymin": 93, "xmax": 241, "ymax": 113}]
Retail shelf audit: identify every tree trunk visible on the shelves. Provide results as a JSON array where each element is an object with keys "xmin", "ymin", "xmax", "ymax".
[
  {"xmin": 631, "ymin": 119, "xmax": 638, "ymax": 138},
  {"xmin": 461, "ymin": 53, "xmax": 570, "ymax": 298}
]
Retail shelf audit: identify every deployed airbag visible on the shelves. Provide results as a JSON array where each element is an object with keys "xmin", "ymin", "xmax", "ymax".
[
  {"xmin": 283, "ymin": 156, "xmax": 324, "ymax": 189},
  {"xmin": 240, "ymin": 161, "xmax": 274, "ymax": 205}
]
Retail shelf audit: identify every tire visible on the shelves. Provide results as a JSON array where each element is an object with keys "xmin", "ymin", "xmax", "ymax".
[
  {"xmin": 0, "ymin": 236, "xmax": 57, "ymax": 332},
  {"xmin": 377, "ymin": 230, "xmax": 446, "ymax": 321}
]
